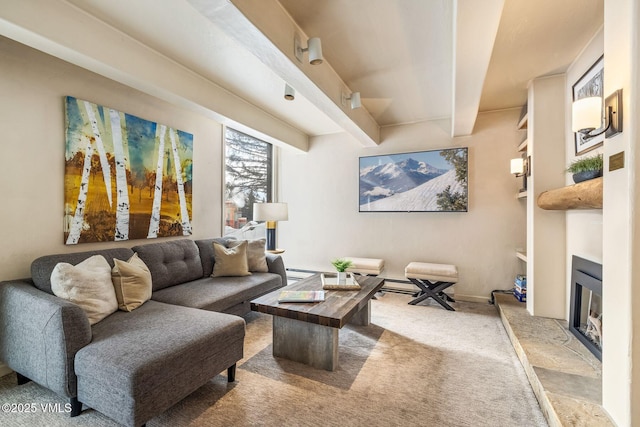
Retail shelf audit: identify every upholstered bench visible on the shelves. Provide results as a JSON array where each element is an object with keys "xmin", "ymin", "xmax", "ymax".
[
  {"xmin": 344, "ymin": 257, "xmax": 385, "ymax": 276},
  {"xmin": 405, "ymin": 262, "xmax": 458, "ymax": 311},
  {"xmin": 74, "ymin": 301, "xmax": 245, "ymax": 427}
]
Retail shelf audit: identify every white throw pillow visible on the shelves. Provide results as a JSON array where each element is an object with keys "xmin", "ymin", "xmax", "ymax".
[{"xmin": 51, "ymin": 255, "xmax": 118, "ymax": 325}]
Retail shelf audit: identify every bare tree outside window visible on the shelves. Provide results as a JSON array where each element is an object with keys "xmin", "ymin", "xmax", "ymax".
[{"xmin": 224, "ymin": 128, "xmax": 273, "ymax": 238}]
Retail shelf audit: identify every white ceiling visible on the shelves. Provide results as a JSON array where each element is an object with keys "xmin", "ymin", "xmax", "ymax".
[{"xmin": 63, "ymin": 0, "xmax": 603, "ymax": 144}]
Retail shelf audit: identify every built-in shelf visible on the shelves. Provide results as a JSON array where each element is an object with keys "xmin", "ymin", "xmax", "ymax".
[
  {"xmin": 537, "ymin": 177, "xmax": 603, "ymax": 210},
  {"xmin": 517, "ymin": 138, "xmax": 528, "ymax": 152},
  {"xmin": 517, "ymin": 190, "xmax": 527, "ymax": 199},
  {"xmin": 517, "ymin": 113, "xmax": 528, "ymax": 130},
  {"xmin": 516, "ymin": 251, "xmax": 527, "ymax": 262}
]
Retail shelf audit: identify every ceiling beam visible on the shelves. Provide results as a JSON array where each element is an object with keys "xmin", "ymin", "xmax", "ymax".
[
  {"xmin": 188, "ymin": 0, "xmax": 381, "ymax": 147},
  {"xmin": 451, "ymin": 0, "xmax": 505, "ymax": 137},
  {"xmin": 0, "ymin": 0, "xmax": 309, "ymax": 151}
]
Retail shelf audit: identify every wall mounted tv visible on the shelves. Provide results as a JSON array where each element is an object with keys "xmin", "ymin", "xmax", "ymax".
[{"xmin": 359, "ymin": 147, "xmax": 468, "ymax": 213}]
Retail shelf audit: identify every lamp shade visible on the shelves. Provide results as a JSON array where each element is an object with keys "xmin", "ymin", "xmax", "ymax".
[
  {"xmin": 510, "ymin": 158, "xmax": 524, "ymax": 175},
  {"xmin": 572, "ymin": 97, "xmax": 602, "ymax": 132},
  {"xmin": 253, "ymin": 202, "xmax": 288, "ymax": 221}
]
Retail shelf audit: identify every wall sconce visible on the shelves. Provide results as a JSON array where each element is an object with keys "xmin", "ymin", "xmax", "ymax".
[
  {"xmin": 572, "ymin": 89, "xmax": 623, "ymax": 140},
  {"xmin": 510, "ymin": 158, "xmax": 525, "ymax": 176},
  {"xmin": 511, "ymin": 157, "xmax": 528, "ymax": 192},
  {"xmin": 342, "ymin": 92, "xmax": 361, "ymax": 109},
  {"xmin": 284, "ymin": 83, "xmax": 295, "ymax": 101},
  {"xmin": 253, "ymin": 202, "xmax": 288, "ymax": 251},
  {"xmin": 294, "ymin": 35, "xmax": 323, "ymax": 65}
]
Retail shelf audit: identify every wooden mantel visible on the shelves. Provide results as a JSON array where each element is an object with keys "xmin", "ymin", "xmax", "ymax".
[{"xmin": 537, "ymin": 177, "xmax": 603, "ymax": 210}]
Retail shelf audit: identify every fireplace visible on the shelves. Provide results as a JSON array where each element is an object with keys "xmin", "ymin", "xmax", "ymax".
[{"xmin": 569, "ymin": 255, "xmax": 603, "ymax": 361}]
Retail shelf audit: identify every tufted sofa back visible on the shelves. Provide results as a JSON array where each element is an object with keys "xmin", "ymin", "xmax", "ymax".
[{"xmin": 132, "ymin": 239, "xmax": 204, "ymax": 291}]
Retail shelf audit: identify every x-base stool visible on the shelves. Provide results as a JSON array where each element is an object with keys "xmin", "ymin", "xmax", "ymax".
[{"xmin": 405, "ymin": 262, "xmax": 458, "ymax": 311}]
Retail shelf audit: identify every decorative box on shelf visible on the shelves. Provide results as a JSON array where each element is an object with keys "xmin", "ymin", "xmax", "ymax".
[
  {"xmin": 514, "ymin": 289, "xmax": 526, "ymax": 302},
  {"xmin": 513, "ymin": 274, "xmax": 527, "ymax": 302}
]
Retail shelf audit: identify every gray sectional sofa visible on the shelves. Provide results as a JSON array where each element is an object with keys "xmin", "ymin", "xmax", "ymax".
[{"xmin": 0, "ymin": 238, "xmax": 286, "ymax": 427}]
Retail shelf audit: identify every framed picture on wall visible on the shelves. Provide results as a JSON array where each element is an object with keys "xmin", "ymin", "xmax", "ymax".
[
  {"xmin": 359, "ymin": 147, "xmax": 468, "ymax": 213},
  {"xmin": 572, "ymin": 55, "xmax": 604, "ymax": 156}
]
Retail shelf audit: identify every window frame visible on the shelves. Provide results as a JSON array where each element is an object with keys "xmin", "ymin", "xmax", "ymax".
[{"xmin": 222, "ymin": 126, "xmax": 276, "ymax": 237}]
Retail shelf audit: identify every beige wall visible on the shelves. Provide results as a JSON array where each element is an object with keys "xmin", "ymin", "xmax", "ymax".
[
  {"xmin": 564, "ymin": 29, "xmax": 604, "ymax": 317},
  {"xmin": 0, "ymin": 37, "xmax": 223, "ymax": 281},
  {"xmin": 279, "ymin": 110, "xmax": 526, "ymax": 302}
]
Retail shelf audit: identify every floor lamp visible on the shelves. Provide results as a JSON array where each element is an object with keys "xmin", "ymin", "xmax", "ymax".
[{"xmin": 253, "ymin": 203, "xmax": 288, "ymax": 251}]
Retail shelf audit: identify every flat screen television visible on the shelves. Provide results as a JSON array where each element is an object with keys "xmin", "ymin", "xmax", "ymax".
[{"xmin": 359, "ymin": 147, "xmax": 468, "ymax": 213}]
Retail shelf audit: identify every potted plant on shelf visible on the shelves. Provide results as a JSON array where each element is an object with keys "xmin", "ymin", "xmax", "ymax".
[
  {"xmin": 331, "ymin": 258, "xmax": 353, "ymax": 285},
  {"xmin": 566, "ymin": 154, "xmax": 603, "ymax": 184}
]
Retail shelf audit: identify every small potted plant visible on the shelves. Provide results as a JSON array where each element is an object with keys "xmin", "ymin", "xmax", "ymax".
[
  {"xmin": 566, "ymin": 154, "xmax": 603, "ymax": 184},
  {"xmin": 331, "ymin": 258, "xmax": 353, "ymax": 285}
]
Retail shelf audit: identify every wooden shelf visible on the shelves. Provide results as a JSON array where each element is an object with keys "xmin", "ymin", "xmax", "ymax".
[
  {"xmin": 537, "ymin": 177, "xmax": 603, "ymax": 210},
  {"xmin": 517, "ymin": 113, "xmax": 528, "ymax": 130},
  {"xmin": 516, "ymin": 251, "xmax": 527, "ymax": 262},
  {"xmin": 518, "ymin": 138, "xmax": 528, "ymax": 152}
]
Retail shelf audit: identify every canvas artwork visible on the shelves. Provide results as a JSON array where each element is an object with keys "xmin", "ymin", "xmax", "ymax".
[
  {"xmin": 359, "ymin": 148, "xmax": 468, "ymax": 212},
  {"xmin": 64, "ymin": 96, "xmax": 193, "ymax": 244}
]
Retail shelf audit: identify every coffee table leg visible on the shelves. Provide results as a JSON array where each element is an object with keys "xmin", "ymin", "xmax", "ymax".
[
  {"xmin": 273, "ymin": 316, "xmax": 338, "ymax": 371},
  {"xmin": 350, "ymin": 300, "xmax": 371, "ymax": 326}
]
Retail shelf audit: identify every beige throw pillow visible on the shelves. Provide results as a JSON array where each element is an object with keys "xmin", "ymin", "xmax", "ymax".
[
  {"xmin": 228, "ymin": 238, "xmax": 268, "ymax": 272},
  {"xmin": 212, "ymin": 241, "xmax": 251, "ymax": 277},
  {"xmin": 51, "ymin": 255, "xmax": 117, "ymax": 325},
  {"xmin": 111, "ymin": 253, "xmax": 152, "ymax": 312}
]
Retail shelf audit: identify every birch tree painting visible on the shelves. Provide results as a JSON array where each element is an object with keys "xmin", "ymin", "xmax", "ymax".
[{"xmin": 64, "ymin": 96, "xmax": 194, "ymax": 244}]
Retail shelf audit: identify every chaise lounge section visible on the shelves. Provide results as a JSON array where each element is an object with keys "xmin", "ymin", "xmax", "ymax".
[{"xmin": 0, "ymin": 238, "xmax": 286, "ymax": 426}]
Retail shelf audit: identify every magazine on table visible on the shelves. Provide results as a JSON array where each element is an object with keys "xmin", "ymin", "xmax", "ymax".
[{"xmin": 277, "ymin": 290, "xmax": 325, "ymax": 303}]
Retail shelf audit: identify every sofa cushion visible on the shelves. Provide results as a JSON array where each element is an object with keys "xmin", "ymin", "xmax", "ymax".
[
  {"xmin": 132, "ymin": 239, "xmax": 203, "ymax": 291},
  {"xmin": 50, "ymin": 255, "xmax": 118, "ymax": 325},
  {"xmin": 74, "ymin": 300, "xmax": 245, "ymax": 427},
  {"xmin": 151, "ymin": 273, "xmax": 282, "ymax": 313},
  {"xmin": 212, "ymin": 241, "xmax": 251, "ymax": 277},
  {"xmin": 229, "ymin": 239, "xmax": 268, "ymax": 272},
  {"xmin": 111, "ymin": 253, "xmax": 152, "ymax": 312},
  {"xmin": 31, "ymin": 248, "xmax": 135, "ymax": 294}
]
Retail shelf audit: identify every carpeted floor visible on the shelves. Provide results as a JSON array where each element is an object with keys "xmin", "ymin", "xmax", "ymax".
[{"xmin": 0, "ymin": 293, "xmax": 547, "ymax": 426}]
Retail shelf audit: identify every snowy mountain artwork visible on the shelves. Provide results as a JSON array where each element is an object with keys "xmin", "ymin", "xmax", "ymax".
[
  {"xmin": 359, "ymin": 148, "xmax": 468, "ymax": 212},
  {"xmin": 64, "ymin": 96, "xmax": 193, "ymax": 244}
]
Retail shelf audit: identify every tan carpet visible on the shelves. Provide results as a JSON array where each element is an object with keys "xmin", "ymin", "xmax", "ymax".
[{"xmin": 0, "ymin": 293, "xmax": 547, "ymax": 426}]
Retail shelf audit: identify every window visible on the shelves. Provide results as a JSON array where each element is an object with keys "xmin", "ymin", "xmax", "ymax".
[{"xmin": 223, "ymin": 128, "xmax": 273, "ymax": 238}]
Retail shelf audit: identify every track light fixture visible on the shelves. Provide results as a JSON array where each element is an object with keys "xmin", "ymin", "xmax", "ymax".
[
  {"xmin": 294, "ymin": 34, "xmax": 323, "ymax": 65},
  {"xmin": 284, "ymin": 83, "xmax": 295, "ymax": 101},
  {"xmin": 342, "ymin": 92, "xmax": 361, "ymax": 109}
]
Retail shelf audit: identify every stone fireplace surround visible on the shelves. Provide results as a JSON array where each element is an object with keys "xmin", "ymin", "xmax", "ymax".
[{"xmin": 495, "ymin": 294, "xmax": 613, "ymax": 426}]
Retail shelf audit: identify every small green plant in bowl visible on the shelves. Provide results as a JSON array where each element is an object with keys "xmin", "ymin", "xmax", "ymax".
[
  {"xmin": 331, "ymin": 258, "xmax": 353, "ymax": 272},
  {"xmin": 331, "ymin": 258, "xmax": 353, "ymax": 284},
  {"xmin": 566, "ymin": 154, "xmax": 603, "ymax": 183}
]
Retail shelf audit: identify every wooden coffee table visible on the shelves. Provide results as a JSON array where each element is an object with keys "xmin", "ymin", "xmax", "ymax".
[{"xmin": 250, "ymin": 273, "xmax": 385, "ymax": 371}]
